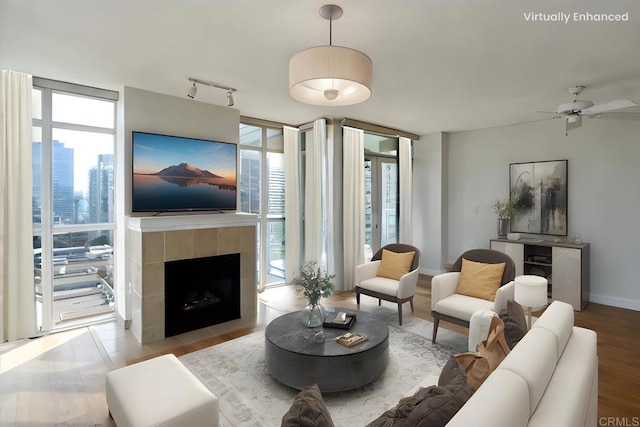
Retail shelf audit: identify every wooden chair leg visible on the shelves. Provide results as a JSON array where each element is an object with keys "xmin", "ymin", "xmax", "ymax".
[
  {"xmin": 378, "ymin": 299, "xmax": 382, "ymax": 306},
  {"xmin": 432, "ymin": 317, "xmax": 440, "ymax": 343},
  {"xmin": 398, "ymin": 303, "xmax": 403, "ymax": 325},
  {"xmin": 409, "ymin": 298, "xmax": 414, "ymax": 313},
  {"xmin": 356, "ymin": 290, "xmax": 360, "ymax": 305}
]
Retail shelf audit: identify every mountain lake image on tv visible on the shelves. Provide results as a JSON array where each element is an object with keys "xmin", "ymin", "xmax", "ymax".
[{"xmin": 132, "ymin": 131, "xmax": 237, "ymax": 212}]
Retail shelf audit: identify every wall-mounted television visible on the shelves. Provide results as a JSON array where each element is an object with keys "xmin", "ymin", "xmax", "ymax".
[{"xmin": 132, "ymin": 131, "xmax": 237, "ymax": 212}]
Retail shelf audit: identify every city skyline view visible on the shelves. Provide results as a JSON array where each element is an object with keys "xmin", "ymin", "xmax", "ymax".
[{"xmin": 33, "ymin": 138, "xmax": 113, "ymax": 225}]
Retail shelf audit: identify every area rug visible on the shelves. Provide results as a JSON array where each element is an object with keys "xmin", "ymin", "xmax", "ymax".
[{"xmin": 179, "ymin": 307, "xmax": 467, "ymax": 426}]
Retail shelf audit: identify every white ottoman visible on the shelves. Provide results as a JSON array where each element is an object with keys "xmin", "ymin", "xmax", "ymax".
[{"xmin": 105, "ymin": 354, "xmax": 219, "ymax": 427}]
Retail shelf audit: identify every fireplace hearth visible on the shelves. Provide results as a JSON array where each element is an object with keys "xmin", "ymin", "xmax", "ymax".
[{"xmin": 165, "ymin": 253, "xmax": 240, "ymax": 337}]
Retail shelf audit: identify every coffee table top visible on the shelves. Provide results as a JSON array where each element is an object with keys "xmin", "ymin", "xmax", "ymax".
[{"xmin": 265, "ymin": 307, "xmax": 389, "ymax": 356}]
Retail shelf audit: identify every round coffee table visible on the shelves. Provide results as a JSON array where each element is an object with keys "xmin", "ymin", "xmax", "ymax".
[{"xmin": 265, "ymin": 308, "xmax": 389, "ymax": 392}]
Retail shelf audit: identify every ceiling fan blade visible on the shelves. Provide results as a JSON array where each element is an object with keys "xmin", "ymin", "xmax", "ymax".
[
  {"xmin": 536, "ymin": 110, "xmax": 564, "ymax": 118},
  {"xmin": 581, "ymin": 99, "xmax": 638, "ymax": 115},
  {"xmin": 565, "ymin": 116, "xmax": 582, "ymax": 136},
  {"xmin": 588, "ymin": 112, "xmax": 640, "ymax": 121}
]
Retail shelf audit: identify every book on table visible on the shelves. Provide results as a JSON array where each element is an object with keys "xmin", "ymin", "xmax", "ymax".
[{"xmin": 336, "ymin": 332, "xmax": 368, "ymax": 347}]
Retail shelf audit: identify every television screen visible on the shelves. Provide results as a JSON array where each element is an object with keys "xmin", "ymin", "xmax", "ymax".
[{"xmin": 132, "ymin": 131, "xmax": 237, "ymax": 212}]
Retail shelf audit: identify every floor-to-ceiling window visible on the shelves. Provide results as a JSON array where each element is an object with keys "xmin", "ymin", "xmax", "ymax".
[
  {"xmin": 32, "ymin": 79, "xmax": 118, "ymax": 333},
  {"xmin": 364, "ymin": 133, "xmax": 399, "ymax": 260},
  {"xmin": 239, "ymin": 120, "xmax": 285, "ymax": 288}
]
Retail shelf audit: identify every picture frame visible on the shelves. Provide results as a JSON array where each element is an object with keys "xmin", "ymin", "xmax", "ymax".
[{"xmin": 509, "ymin": 159, "xmax": 568, "ymax": 236}]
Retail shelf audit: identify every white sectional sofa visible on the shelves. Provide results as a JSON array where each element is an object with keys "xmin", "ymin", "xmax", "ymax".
[{"xmin": 447, "ymin": 300, "xmax": 598, "ymax": 427}]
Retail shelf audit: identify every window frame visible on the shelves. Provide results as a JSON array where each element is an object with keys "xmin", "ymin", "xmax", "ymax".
[
  {"xmin": 239, "ymin": 118, "xmax": 286, "ymax": 289},
  {"xmin": 32, "ymin": 78, "xmax": 118, "ymax": 333}
]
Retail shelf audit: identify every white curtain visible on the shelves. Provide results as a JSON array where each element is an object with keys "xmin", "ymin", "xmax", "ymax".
[
  {"xmin": 0, "ymin": 69, "xmax": 36, "ymax": 342},
  {"xmin": 304, "ymin": 119, "xmax": 325, "ymax": 264},
  {"xmin": 342, "ymin": 127, "xmax": 365, "ymax": 290},
  {"xmin": 283, "ymin": 126, "xmax": 302, "ymax": 284},
  {"xmin": 399, "ymin": 137, "xmax": 413, "ymax": 243}
]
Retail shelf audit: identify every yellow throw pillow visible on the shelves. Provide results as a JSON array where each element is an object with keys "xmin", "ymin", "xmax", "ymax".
[
  {"xmin": 376, "ymin": 249, "xmax": 416, "ymax": 281},
  {"xmin": 456, "ymin": 258, "xmax": 506, "ymax": 301}
]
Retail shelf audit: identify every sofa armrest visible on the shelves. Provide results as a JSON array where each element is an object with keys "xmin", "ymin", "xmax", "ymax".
[
  {"xmin": 494, "ymin": 281, "xmax": 515, "ymax": 314},
  {"xmin": 397, "ymin": 268, "xmax": 420, "ymax": 300},
  {"xmin": 431, "ymin": 272, "xmax": 460, "ymax": 310},
  {"xmin": 468, "ymin": 309, "xmax": 497, "ymax": 352},
  {"xmin": 355, "ymin": 260, "xmax": 381, "ymax": 285}
]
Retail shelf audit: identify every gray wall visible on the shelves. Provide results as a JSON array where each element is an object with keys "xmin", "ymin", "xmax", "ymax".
[
  {"xmin": 114, "ymin": 87, "xmax": 239, "ymax": 321},
  {"xmin": 439, "ymin": 117, "xmax": 639, "ymax": 310}
]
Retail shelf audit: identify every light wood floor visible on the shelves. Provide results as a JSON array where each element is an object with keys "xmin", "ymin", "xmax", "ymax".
[{"xmin": 0, "ymin": 277, "xmax": 638, "ymax": 425}]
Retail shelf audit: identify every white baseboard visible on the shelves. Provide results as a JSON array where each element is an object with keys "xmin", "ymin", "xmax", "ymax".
[{"xmin": 589, "ymin": 293, "xmax": 640, "ymax": 312}]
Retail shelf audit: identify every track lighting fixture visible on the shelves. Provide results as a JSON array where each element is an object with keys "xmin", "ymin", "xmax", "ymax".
[
  {"xmin": 187, "ymin": 77, "xmax": 237, "ymax": 106},
  {"xmin": 187, "ymin": 82, "xmax": 197, "ymax": 99}
]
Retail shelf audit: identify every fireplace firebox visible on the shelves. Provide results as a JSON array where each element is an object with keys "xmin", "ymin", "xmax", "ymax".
[{"xmin": 165, "ymin": 253, "xmax": 241, "ymax": 337}]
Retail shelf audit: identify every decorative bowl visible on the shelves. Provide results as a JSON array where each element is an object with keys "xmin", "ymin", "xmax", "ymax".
[{"xmin": 507, "ymin": 232, "xmax": 521, "ymax": 240}]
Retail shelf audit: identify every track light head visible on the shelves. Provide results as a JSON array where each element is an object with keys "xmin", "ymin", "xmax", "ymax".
[
  {"xmin": 187, "ymin": 82, "xmax": 197, "ymax": 99},
  {"xmin": 187, "ymin": 77, "xmax": 237, "ymax": 105}
]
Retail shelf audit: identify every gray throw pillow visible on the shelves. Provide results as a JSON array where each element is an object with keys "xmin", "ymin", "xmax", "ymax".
[
  {"xmin": 404, "ymin": 356, "xmax": 471, "ymax": 426},
  {"xmin": 281, "ymin": 384, "xmax": 335, "ymax": 427},
  {"xmin": 366, "ymin": 357, "xmax": 471, "ymax": 427},
  {"xmin": 499, "ymin": 299, "xmax": 528, "ymax": 349}
]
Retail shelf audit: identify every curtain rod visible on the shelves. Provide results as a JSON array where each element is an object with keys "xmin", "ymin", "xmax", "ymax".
[
  {"xmin": 240, "ymin": 116, "xmax": 295, "ymax": 129},
  {"xmin": 340, "ymin": 119, "xmax": 419, "ymax": 140}
]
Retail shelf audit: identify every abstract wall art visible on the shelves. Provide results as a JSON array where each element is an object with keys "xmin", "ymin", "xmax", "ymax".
[{"xmin": 510, "ymin": 159, "xmax": 568, "ymax": 236}]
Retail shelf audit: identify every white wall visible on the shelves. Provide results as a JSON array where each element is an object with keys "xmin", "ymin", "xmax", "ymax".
[
  {"xmin": 413, "ymin": 132, "xmax": 449, "ymax": 275},
  {"xmin": 445, "ymin": 117, "xmax": 640, "ymax": 310},
  {"xmin": 115, "ymin": 87, "xmax": 239, "ymax": 322}
]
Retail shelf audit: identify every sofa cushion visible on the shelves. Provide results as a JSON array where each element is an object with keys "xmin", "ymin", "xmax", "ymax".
[
  {"xmin": 531, "ymin": 300, "xmax": 574, "ymax": 359},
  {"xmin": 376, "ymin": 249, "xmax": 415, "ymax": 280},
  {"xmin": 499, "ymin": 300, "xmax": 528, "ymax": 349},
  {"xmin": 358, "ymin": 276, "xmax": 400, "ymax": 297},
  {"xmin": 497, "ymin": 327, "xmax": 558, "ymax": 417},
  {"xmin": 527, "ymin": 327, "xmax": 597, "ymax": 427},
  {"xmin": 456, "ymin": 258, "xmax": 506, "ymax": 301},
  {"xmin": 434, "ymin": 293, "xmax": 494, "ymax": 322},
  {"xmin": 281, "ymin": 384, "xmax": 334, "ymax": 427}
]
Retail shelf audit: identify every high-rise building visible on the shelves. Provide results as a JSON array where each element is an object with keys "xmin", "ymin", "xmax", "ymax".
[
  {"xmin": 88, "ymin": 153, "xmax": 114, "ymax": 224},
  {"xmin": 268, "ymin": 169, "xmax": 285, "ymax": 215},
  {"xmin": 32, "ymin": 140, "xmax": 75, "ymax": 224},
  {"xmin": 240, "ymin": 151, "xmax": 261, "ymax": 214}
]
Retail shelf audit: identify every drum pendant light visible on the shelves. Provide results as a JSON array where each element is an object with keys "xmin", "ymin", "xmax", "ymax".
[{"xmin": 289, "ymin": 4, "xmax": 372, "ymax": 106}]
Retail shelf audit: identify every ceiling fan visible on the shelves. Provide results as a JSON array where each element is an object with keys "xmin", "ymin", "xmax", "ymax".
[{"xmin": 539, "ymin": 86, "xmax": 639, "ymax": 135}]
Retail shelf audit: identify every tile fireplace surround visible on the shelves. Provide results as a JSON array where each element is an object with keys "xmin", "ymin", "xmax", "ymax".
[{"xmin": 127, "ymin": 213, "xmax": 258, "ymax": 343}]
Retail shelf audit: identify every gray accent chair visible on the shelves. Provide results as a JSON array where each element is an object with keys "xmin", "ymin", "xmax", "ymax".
[
  {"xmin": 431, "ymin": 249, "xmax": 516, "ymax": 343},
  {"xmin": 355, "ymin": 244, "xmax": 421, "ymax": 325}
]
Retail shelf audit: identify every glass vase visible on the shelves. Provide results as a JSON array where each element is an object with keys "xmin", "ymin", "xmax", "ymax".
[
  {"xmin": 497, "ymin": 218, "xmax": 510, "ymax": 237},
  {"xmin": 301, "ymin": 302, "xmax": 323, "ymax": 327}
]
